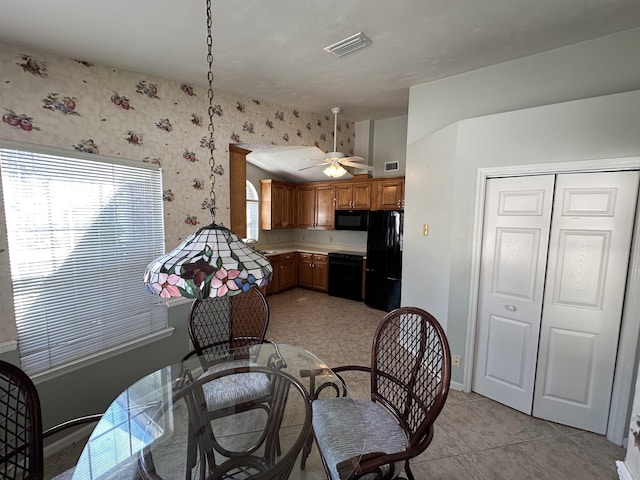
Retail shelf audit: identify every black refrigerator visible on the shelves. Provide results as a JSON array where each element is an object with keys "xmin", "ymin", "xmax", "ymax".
[{"xmin": 364, "ymin": 210, "xmax": 403, "ymax": 311}]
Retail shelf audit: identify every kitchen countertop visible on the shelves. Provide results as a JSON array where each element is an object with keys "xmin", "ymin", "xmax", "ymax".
[{"xmin": 255, "ymin": 245, "xmax": 366, "ymax": 257}]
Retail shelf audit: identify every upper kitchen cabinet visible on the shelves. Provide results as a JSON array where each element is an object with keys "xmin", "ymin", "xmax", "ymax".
[
  {"xmin": 297, "ymin": 183, "xmax": 335, "ymax": 230},
  {"xmin": 335, "ymin": 181, "xmax": 372, "ymax": 210},
  {"xmin": 375, "ymin": 177, "xmax": 405, "ymax": 210},
  {"xmin": 260, "ymin": 179, "xmax": 296, "ymax": 230}
]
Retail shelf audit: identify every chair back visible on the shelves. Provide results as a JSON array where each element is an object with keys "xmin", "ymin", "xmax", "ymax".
[
  {"xmin": 188, "ymin": 287, "xmax": 269, "ymax": 370},
  {"xmin": 0, "ymin": 360, "xmax": 44, "ymax": 480},
  {"xmin": 370, "ymin": 307, "xmax": 451, "ymax": 453},
  {"xmin": 139, "ymin": 366, "xmax": 312, "ymax": 480}
]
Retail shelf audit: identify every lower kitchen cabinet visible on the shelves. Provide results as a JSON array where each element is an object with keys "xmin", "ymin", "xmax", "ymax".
[
  {"xmin": 266, "ymin": 253, "xmax": 298, "ymax": 295},
  {"xmin": 279, "ymin": 253, "xmax": 298, "ymax": 290},
  {"xmin": 298, "ymin": 253, "xmax": 328, "ymax": 293}
]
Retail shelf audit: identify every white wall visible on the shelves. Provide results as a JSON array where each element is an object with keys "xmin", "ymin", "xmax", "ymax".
[
  {"xmin": 372, "ymin": 115, "xmax": 407, "ymax": 177},
  {"xmin": 405, "ymin": 89, "xmax": 640, "ymax": 389},
  {"xmin": 402, "ymin": 123, "xmax": 458, "ymax": 327},
  {"xmin": 407, "ymin": 27, "xmax": 640, "ymax": 144},
  {"xmin": 404, "ymin": 27, "xmax": 640, "ymax": 387},
  {"xmin": 355, "ymin": 116, "xmax": 408, "ymax": 177},
  {"xmin": 355, "ymin": 120, "xmax": 374, "ymax": 162}
]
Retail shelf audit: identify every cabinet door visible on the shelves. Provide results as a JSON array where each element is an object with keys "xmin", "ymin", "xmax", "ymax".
[
  {"xmin": 296, "ymin": 186, "xmax": 316, "ymax": 228},
  {"xmin": 260, "ymin": 180, "xmax": 274, "ymax": 230},
  {"xmin": 335, "ymin": 184, "xmax": 354, "ymax": 209},
  {"xmin": 298, "ymin": 253, "xmax": 313, "ymax": 288},
  {"xmin": 377, "ymin": 179, "xmax": 404, "ymax": 210},
  {"xmin": 265, "ymin": 255, "xmax": 280, "ymax": 295},
  {"xmin": 284, "ymin": 184, "xmax": 296, "ymax": 228},
  {"xmin": 312, "ymin": 255, "xmax": 329, "ymax": 292},
  {"xmin": 272, "ymin": 183, "xmax": 286, "ymax": 228},
  {"xmin": 352, "ymin": 183, "xmax": 371, "ymax": 209},
  {"xmin": 260, "ymin": 180, "xmax": 296, "ymax": 230},
  {"xmin": 315, "ymin": 185, "xmax": 335, "ymax": 229},
  {"xmin": 279, "ymin": 253, "xmax": 298, "ymax": 290}
]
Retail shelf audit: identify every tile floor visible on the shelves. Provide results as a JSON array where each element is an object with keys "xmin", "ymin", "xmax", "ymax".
[
  {"xmin": 267, "ymin": 289, "xmax": 626, "ymax": 480},
  {"xmin": 45, "ymin": 287, "xmax": 626, "ymax": 479}
]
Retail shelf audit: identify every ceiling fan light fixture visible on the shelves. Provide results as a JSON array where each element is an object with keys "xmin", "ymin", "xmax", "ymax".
[
  {"xmin": 323, "ymin": 32, "xmax": 370, "ymax": 58},
  {"xmin": 323, "ymin": 163, "xmax": 348, "ymax": 178}
]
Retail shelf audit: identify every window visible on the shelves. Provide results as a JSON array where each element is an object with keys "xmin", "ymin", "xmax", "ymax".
[
  {"xmin": 0, "ymin": 142, "xmax": 168, "ymax": 376},
  {"xmin": 246, "ymin": 180, "xmax": 259, "ymax": 241}
]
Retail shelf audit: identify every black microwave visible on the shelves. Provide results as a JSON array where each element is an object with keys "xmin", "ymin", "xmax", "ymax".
[{"xmin": 334, "ymin": 210, "xmax": 369, "ymax": 231}]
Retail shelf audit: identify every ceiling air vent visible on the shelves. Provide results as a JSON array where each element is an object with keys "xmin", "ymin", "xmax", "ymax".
[{"xmin": 323, "ymin": 32, "xmax": 370, "ymax": 58}]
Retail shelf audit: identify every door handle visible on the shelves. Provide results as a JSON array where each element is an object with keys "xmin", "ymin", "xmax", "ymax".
[{"xmin": 505, "ymin": 304, "xmax": 517, "ymax": 312}]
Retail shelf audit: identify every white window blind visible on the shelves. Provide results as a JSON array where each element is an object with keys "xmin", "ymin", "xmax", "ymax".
[
  {"xmin": 246, "ymin": 180, "xmax": 259, "ymax": 241},
  {"xmin": 0, "ymin": 144, "xmax": 168, "ymax": 375}
]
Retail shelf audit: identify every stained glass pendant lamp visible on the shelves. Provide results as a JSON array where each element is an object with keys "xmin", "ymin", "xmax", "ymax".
[{"xmin": 144, "ymin": 0, "xmax": 272, "ymax": 299}]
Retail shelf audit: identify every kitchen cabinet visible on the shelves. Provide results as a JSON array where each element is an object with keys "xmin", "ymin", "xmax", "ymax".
[
  {"xmin": 375, "ymin": 177, "xmax": 405, "ymax": 210},
  {"xmin": 279, "ymin": 253, "xmax": 298, "ymax": 290},
  {"xmin": 296, "ymin": 183, "xmax": 335, "ymax": 229},
  {"xmin": 335, "ymin": 181, "xmax": 371, "ymax": 210},
  {"xmin": 260, "ymin": 179, "xmax": 296, "ymax": 230},
  {"xmin": 298, "ymin": 253, "xmax": 328, "ymax": 293},
  {"xmin": 265, "ymin": 253, "xmax": 298, "ymax": 295}
]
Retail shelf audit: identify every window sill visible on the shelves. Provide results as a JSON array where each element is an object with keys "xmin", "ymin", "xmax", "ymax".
[
  {"xmin": 32, "ymin": 328, "xmax": 175, "ymax": 384},
  {"xmin": 166, "ymin": 296, "xmax": 193, "ymax": 308},
  {"xmin": 0, "ymin": 340, "xmax": 18, "ymax": 354}
]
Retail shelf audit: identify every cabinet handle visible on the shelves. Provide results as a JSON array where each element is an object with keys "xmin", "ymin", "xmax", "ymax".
[{"xmin": 505, "ymin": 304, "xmax": 517, "ymax": 312}]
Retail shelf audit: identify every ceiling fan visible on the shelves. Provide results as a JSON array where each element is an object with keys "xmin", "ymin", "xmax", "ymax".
[{"xmin": 299, "ymin": 107, "xmax": 374, "ymax": 178}]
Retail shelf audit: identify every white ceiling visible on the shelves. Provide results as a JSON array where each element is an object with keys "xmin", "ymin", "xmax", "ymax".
[
  {"xmin": 242, "ymin": 145, "xmax": 353, "ymax": 183},
  {"xmin": 1, "ymin": 0, "xmax": 640, "ymax": 122}
]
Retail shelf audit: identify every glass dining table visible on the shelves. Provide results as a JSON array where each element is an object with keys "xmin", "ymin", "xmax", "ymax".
[{"xmin": 70, "ymin": 343, "xmax": 364, "ymax": 480}]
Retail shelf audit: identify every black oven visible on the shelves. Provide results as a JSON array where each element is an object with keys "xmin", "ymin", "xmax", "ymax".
[{"xmin": 334, "ymin": 210, "xmax": 369, "ymax": 231}]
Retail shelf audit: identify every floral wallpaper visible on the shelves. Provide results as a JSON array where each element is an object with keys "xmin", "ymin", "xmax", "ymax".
[
  {"xmin": 0, "ymin": 41, "xmax": 355, "ymax": 344},
  {"xmin": 0, "ymin": 42, "xmax": 354, "ymax": 250}
]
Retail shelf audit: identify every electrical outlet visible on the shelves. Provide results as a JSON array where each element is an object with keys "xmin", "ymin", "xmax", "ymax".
[{"xmin": 452, "ymin": 355, "xmax": 461, "ymax": 368}]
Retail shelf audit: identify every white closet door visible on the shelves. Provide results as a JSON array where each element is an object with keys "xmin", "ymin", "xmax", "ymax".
[
  {"xmin": 472, "ymin": 175, "xmax": 554, "ymax": 413},
  {"xmin": 533, "ymin": 171, "xmax": 639, "ymax": 433}
]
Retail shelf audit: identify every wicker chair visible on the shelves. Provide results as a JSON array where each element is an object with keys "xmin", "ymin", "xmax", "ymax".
[
  {"xmin": 305, "ymin": 307, "xmax": 451, "ymax": 480},
  {"xmin": 140, "ymin": 366, "xmax": 312, "ymax": 480},
  {"xmin": 183, "ymin": 287, "xmax": 282, "ymax": 441},
  {"xmin": 0, "ymin": 360, "xmax": 102, "ymax": 480}
]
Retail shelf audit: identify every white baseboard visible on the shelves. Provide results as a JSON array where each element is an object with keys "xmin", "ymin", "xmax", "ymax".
[
  {"xmin": 617, "ymin": 460, "xmax": 636, "ymax": 480},
  {"xmin": 450, "ymin": 381, "xmax": 464, "ymax": 391},
  {"xmin": 43, "ymin": 423, "xmax": 95, "ymax": 459}
]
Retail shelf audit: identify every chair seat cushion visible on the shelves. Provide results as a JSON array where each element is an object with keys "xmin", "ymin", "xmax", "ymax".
[
  {"xmin": 199, "ymin": 359, "xmax": 271, "ymax": 411},
  {"xmin": 313, "ymin": 398, "xmax": 407, "ymax": 480}
]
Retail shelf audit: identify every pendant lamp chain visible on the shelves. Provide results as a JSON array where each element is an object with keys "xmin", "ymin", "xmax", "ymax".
[
  {"xmin": 142, "ymin": 0, "xmax": 274, "ymax": 299},
  {"xmin": 206, "ymin": 0, "xmax": 216, "ymax": 222}
]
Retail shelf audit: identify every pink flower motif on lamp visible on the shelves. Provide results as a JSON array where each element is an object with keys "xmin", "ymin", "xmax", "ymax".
[
  {"xmin": 153, "ymin": 272, "xmax": 182, "ymax": 298},
  {"xmin": 210, "ymin": 267, "xmax": 241, "ymax": 297}
]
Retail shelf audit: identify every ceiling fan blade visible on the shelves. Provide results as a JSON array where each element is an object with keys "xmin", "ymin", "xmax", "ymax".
[
  {"xmin": 341, "ymin": 160, "xmax": 374, "ymax": 170},
  {"xmin": 298, "ymin": 161, "xmax": 329, "ymax": 171},
  {"xmin": 343, "ymin": 156, "xmax": 366, "ymax": 162}
]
